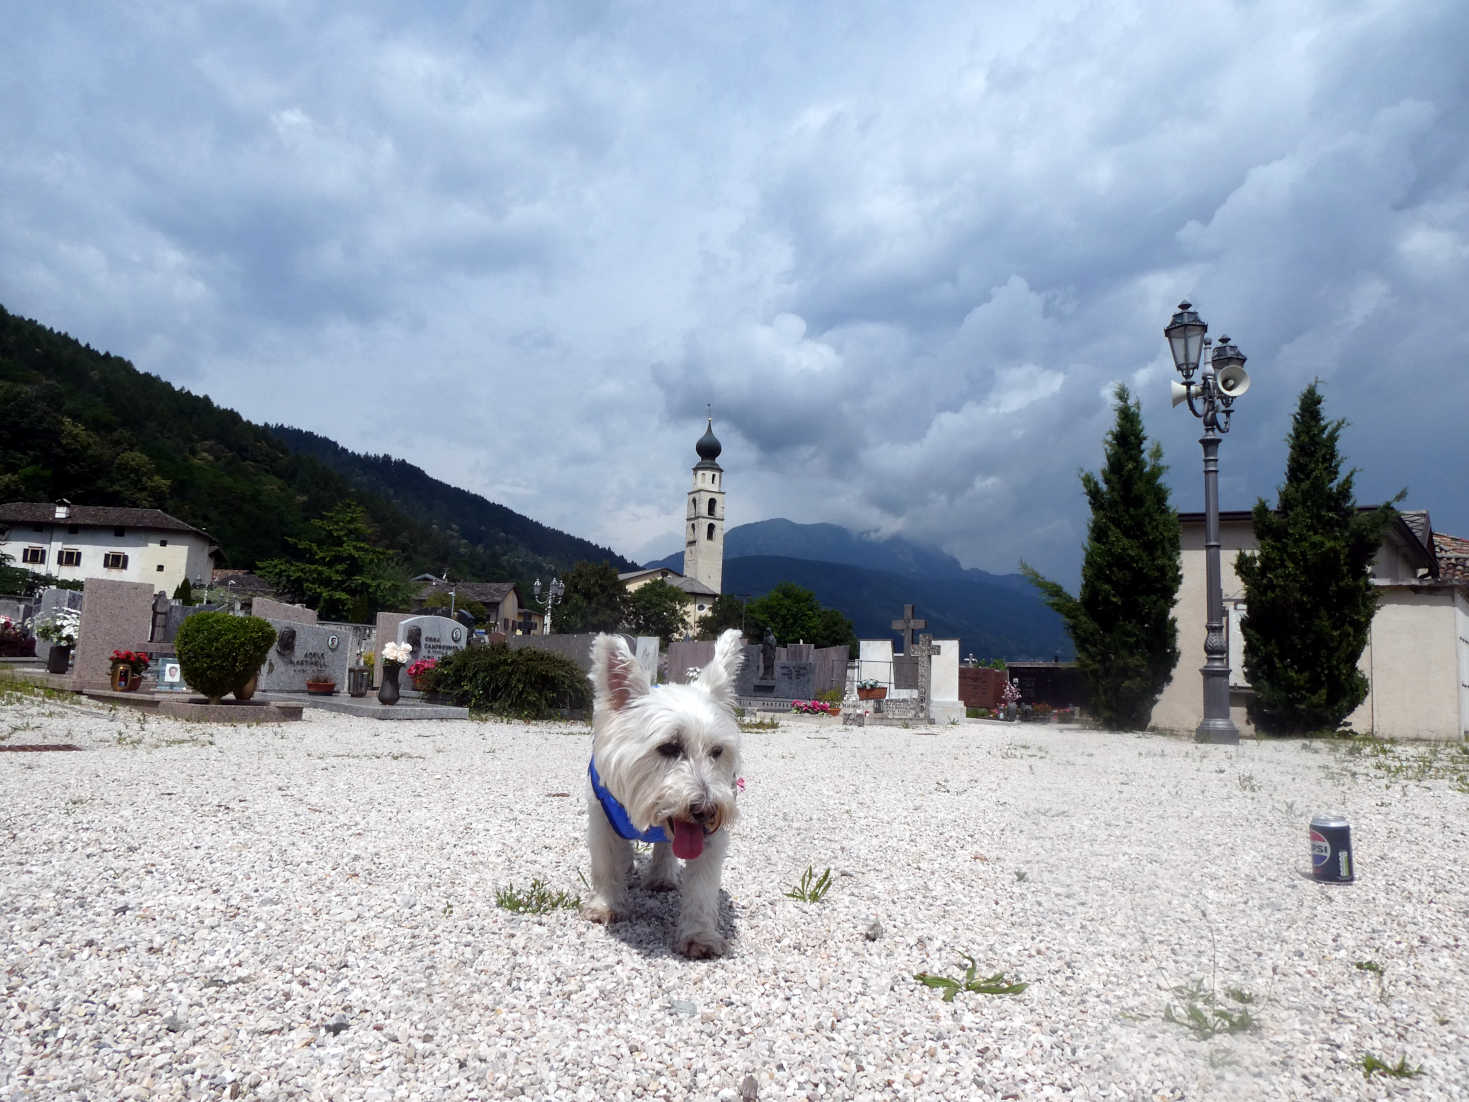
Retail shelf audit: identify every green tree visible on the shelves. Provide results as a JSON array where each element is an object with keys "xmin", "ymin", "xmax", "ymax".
[
  {"xmin": 1023, "ymin": 384, "xmax": 1181, "ymax": 730},
  {"xmin": 697, "ymin": 593, "xmax": 749, "ymax": 639},
  {"xmin": 625, "ymin": 580, "xmax": 694, "ymax": 644},
  {"xmin": 1236, "ymin": 382, "xmax": 1398, "ymax": 734},
  {"xmin": 0, "ymin": 551, "xmax": 31, "ymax": 597},
  {"xmin": 552, "ymin": 561, "xmax": 628, "ymax": 634},
  {"xmin": 172, "ymin": 577, "xmax": 195, "ymax": 605},
  {"xmin": 744, "ymin": 582, "xmax": 858, "ymax": 653},
  {"xmin": 255, "ymin": 501, "xmax": 415, "ymax": 621}
]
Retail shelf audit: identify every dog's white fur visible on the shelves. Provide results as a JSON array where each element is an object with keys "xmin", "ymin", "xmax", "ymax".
[{"xmin": 584, "ymin": 627, "xmax": 745, "ymax": 958}]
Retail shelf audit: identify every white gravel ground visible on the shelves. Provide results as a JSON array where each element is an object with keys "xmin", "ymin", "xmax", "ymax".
[{"xmin": 2, "ymin": 690, "xmax": 1467, "ymax": 1101}]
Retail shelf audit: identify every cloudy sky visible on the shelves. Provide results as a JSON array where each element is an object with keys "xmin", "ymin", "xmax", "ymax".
[{"xmin": 4, "ymin": 0, "xmax": 1466, "ymax": 587}]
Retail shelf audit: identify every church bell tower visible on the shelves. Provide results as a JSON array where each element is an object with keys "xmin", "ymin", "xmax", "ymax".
[{"xmin": 682, "ymin": 412, "xmax": 725, "ymax": 594}]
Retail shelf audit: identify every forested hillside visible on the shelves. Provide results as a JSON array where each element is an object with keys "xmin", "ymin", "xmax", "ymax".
[{"xmin": 0, "ymin": 305, "xmax": 634, "ymax": 580}]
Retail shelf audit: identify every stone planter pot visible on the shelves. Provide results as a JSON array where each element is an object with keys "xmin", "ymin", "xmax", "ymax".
[
  {"xmin": 234, "ymin": 673, "xmax": 259, "ymax": 701},
  {"xmin": 378, "ymin": 663, "xmax": 402, "ymax": 705},
  {"xmin": 46, "ymin": 644, "xmax": 72, "ymax": 674},
  {"xmin": 857, "ymin": 687, "xmax": 887, "ymax": 701}
]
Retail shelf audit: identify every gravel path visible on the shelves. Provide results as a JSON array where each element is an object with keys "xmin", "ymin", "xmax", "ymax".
[{"xmin": 3, "ymin": 692, "xmax": 1467, "ymax": 1100}]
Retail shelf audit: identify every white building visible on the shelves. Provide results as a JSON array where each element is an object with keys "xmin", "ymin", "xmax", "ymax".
[
  {"xmin": 0, "ymin": 501, "xmax": 219, "ymax": 597},
  {"xmin": 1152, "ymin": 509, "xmax": 1469, "ymax": 740}
]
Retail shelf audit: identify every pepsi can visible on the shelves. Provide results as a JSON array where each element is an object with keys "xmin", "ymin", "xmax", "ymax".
[{"xmin": 1309, "ymin": 815, "xmax": 1354, "ymax": 883}]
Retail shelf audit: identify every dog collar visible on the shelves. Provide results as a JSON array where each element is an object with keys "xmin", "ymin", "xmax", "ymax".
[{"xmin": 588, "ymin": 758, "xmax": 670, "ymax": 844}]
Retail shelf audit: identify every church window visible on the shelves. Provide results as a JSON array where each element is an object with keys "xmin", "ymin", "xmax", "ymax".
[
  {"xmin": 707, "ymin": 499, "xmax": 716, "ymax": 516},
  {"xmin": 706, "ymin": 522, "xmax": 715, "ymax": 541}
]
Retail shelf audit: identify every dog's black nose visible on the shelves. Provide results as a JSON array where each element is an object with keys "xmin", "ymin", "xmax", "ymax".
[{"xmin": 690, "ymin": 803, "xmax": 715, "ymax": 826}]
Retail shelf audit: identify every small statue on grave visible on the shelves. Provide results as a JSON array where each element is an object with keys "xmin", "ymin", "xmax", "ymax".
[{"xmin": 760, "ymin": 627, "xmax": 777, "ymax": 680}]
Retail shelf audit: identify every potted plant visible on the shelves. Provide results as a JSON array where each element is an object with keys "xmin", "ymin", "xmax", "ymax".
[
  {"xmin": 109, "ymin": 649, "xmax": 151, "ymax": 692},
  {"xmin": 407, "ymin": 656, "xmax": 438, "ymax": 692},
  {"xmin": 0, "ymin": 616, "xmax": 36, "ymax": 658},
  {"xmin": 305, "ymin": 661, "xmax": 336, "ymax": 695},
  {"xmin": 1000, "ymin": 678, "xmax": 1021, "ymax": 721},
  {"xmin": 34, "ymin": 608, "xmax": 81, "ymax": 674},
  {"xmin": 856, "ymin": 678, "xmax": 887, "ymax": 701}
]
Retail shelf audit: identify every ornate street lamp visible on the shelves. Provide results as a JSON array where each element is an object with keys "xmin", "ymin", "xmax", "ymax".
[
  {"xmin": 532, "ymin": 576, "xmax": 565, "ymax": 636},
  {"xmin": 1165, "ymin": 301, "xmax": 1252, "ymax": 744}
]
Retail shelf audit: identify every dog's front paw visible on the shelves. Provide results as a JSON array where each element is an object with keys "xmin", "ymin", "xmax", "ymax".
[
  {"xmin": 676, "ymin": 929, "xmax": 727, "ymax": 959},
  {"xmin": 581, "ymin": 899, "xmax": 620, "ymax": 924}
]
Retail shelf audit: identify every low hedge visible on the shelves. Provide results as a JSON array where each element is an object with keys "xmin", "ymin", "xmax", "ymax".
[
  {"xmin": 175, "ymin": 613, "xmax": 277, "ymax": 704},
  {"xmin": 429, "ymin": 643, "xmax": 591, "ymax": 719}
]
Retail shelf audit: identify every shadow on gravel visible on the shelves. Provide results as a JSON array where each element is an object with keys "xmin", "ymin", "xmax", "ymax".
[{"xmin": 602, "ymin": 887, "xmax": 740, "ymax": 959}]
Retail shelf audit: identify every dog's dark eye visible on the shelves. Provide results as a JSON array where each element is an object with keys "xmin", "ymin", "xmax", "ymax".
[
  {"xmin": 657, "ymin": 740, "xmax": 682, "ymax": 758},
  {"xmin": 710, "ymin": 746, "xmax": 724, "ymax": 759}
]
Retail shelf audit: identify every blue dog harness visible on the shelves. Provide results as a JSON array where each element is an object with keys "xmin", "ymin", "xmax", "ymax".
[{"xmin": 588, "ymin": 758, "xmax": 669, "ymax": 844}]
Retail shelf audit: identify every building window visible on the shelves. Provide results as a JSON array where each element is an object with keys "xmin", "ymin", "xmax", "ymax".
[
  {"xmin": 706, "ymin": 522, "xmax": 715, "ymax": 541},
  {"xmin": 156, "ymin": 564, "xmax": 166, "ymax": 572},
  {"xmin": 707, "ymin": 499, "xmax": 716, "ymax": 516},
  {"xmin": 159, "ymin": 539, "xmax": 168, "ymax": 547},
  {"xmin": 113, "ymin": 526, "xmax": 126, "ymax": 537},
  {"xmin": 67, "ymin": 525, "xmax": 79, "ymax": 534},
  {"xmin": 22, "ymin": 547, "xmax": 46, "ymax": 564},
  {"xmin": 103, "ymin": 552, "xmax": 129, "ymax": 570},
  {"xmin": 58, "ymin": 548, "xmax": 81, "ymax": 567}
]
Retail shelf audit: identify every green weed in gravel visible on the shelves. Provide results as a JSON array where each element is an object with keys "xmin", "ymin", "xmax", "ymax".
[
  {"xmin": 915, "ymin": 955, "xmax": 1028, "ymax": 1001},
  {"xmin": 1359, "ymin": 1053, "xmax": 1422, "ymax": 1079},
  {"xmin": 1163, "ymin": 979, "xmax": 1258, "ymax": 1039},
  {"xmin": 495, "ymin": 878, "xmax": 580, "ymax": 914},
  {"xmin": 784, "ymin": 865, "xmax": 833, "ymax": 903}
]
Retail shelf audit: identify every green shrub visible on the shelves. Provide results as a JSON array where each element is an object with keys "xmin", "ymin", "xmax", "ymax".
[
  {"xmin": 175, "ymin": 613, "xmax": 277, "ymax": 704},
  {"xmin": 430, "ymin": 643, "xmax": 591, "ymax": 719},
  {"xmin": 966, "ymin": 706, "xmax": 980, "ymax": 719}
]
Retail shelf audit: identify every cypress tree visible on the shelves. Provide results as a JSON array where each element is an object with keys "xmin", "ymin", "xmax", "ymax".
[
  {"xmin": 1024, "ymin": 384, "xmax": 1181, "ymax": 729},
  {"xmin": 1235, "ymin": 382, "xmax": 1398, "ymax": 734}
]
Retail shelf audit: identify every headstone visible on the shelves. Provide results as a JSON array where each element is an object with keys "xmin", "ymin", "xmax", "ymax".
[
  {"xmin": 74, "ymin": 579, "xmax": 153, "ymax": 689},
  {"xmin": 911, "ymin": 634, "xmax": 936, "ymax": 720},
  {"xmin": 258, "ymin": 618, "xmax": 351, "ymax": 692},
  {"xmin": 396, "ymin": 615, "xmax": 468, "ymax": 664},
  {"xmin": 252, "ymin": 597, "xmax": 318, "ymax": 624},
  {"xmin": 633, "ymin": 636, "xmax": 660, "ymax": 683},
  {"xmin": 735, "ymin": 645, "xmax": 814, "ymax": 700},
  {"xmin": 40, "ymin": 587, "xmax": 85, "ymax": 616}
]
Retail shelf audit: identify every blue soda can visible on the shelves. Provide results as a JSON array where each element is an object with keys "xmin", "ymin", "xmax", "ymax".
[{"xmin": 1309, "ymin": 815, "xmax": 1354, "ymax": 883}]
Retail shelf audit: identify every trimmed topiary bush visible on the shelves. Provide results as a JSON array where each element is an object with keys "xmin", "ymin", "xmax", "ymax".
[
  {"xmin": 175, "ymin": 613, "xmax": 277, "ymax": 704},
  {"xmin": 430, "ymin": 643, "xmax": 591, "ymax": 719}
]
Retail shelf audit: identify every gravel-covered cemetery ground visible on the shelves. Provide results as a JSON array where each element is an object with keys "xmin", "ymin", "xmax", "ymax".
[{"xmin": 3, "ymin": 691, "xmax": 1467, "ymax": 1101}]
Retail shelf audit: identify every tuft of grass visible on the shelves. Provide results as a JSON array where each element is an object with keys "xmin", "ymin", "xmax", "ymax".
[
  {"xmin": 494, "ymin": 878, "xmax": 580, "ymax": 914},
  {"xmin": 784, "ymin": 865, "xmax": 833, "ymax": 903},
  {"xmin": 1163, "ymin": 979, "xmax": 1258, "ymax": 1040},
  {"xmin": 739, "ymin": 717, "xmax": 780, "ymax": 731},
  {"xmin": 1353, "ymin": 960, "xmax": 1383, "ymax": 974},
  {"xmin": 1237, "ymin": 773, "xmax": 1261, "ymax": 793},
  {"xmin": 915, "ymin": 955, "xmax": 1028, "ymax": 1002},
  {"xmin": 1360, "ymin": 1053, "xmax": 1422, "ymax": 1079}
]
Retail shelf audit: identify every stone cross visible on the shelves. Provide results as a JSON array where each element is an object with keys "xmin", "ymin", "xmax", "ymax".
[{"xmin": 891, "ymin": 604, "xmax": 927, "ymax": 653}]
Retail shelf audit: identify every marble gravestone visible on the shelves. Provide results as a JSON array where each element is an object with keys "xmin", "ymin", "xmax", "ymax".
[
  {"xmin": 259, "ymin": 619, "xmax": 350, "ymax": 692},
  {"xmin": 397, "ymin": 615, "xmax": 468, "ymax": 665}
]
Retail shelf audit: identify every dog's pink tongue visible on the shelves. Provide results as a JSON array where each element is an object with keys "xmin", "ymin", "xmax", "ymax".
[{"xmin": 671, "ymin": 820, "xmax": 704, "ymax": 860}]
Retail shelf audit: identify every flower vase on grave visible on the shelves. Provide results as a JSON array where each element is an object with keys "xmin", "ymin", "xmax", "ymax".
[
  {"xmin": 47, "ymin": 645, "xmax": 72, "ymax": 675},
  {"xmin": 378, "ymin": 662, "xmax": 402, "ymax": 705},
  {"xmin": 110, "ymin": 663, "xmax": 133, "ymax": 692}
]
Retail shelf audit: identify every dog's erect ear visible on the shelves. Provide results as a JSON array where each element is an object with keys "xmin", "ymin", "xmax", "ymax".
[
  {"xmin": 696, "ymin": 627, "xmax": 746, "ymax": 706},
  {"xmin": 590, "ymin": 633, "xmax": 650, "ymax": 712}
]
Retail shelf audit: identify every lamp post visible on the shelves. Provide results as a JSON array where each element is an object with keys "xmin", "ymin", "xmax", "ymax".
[
  {"xmin": 1165, "ymin": 301, "xmax": 1252, "ymax": 744},
  {"xmin": 532, "ymin": 576, "xmax": 564, "ymax": 636}
]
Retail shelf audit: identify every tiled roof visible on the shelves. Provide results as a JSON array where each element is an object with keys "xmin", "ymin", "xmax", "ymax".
[
  {"xmin": 619, "ymin": 567, "xmax": 718, "ymax": 597},
  {"xmin": 412, "ymin": 579, "xmax": 518, "ymax": 605},
  {"xmin": 209, "ymin": 569, "xmax": 279, "ymax": 597},
  {"xmin": 1433, "ymin": 532, "xmax": 1469, "ymax": 584},
  {"xmin": 0, "ymin": 501, "xmax": 214, "ymax": 540}
]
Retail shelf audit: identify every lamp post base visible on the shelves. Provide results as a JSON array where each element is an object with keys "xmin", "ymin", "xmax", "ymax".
[{"xmin": 1194, "ymin": 717, "xmax": 1240, "ymax": 744}]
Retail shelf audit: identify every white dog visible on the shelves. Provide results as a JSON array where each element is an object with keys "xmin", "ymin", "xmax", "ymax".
[{"xmin": 583, "ymin": 627, "xmax": 745, "ymax": 958}]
